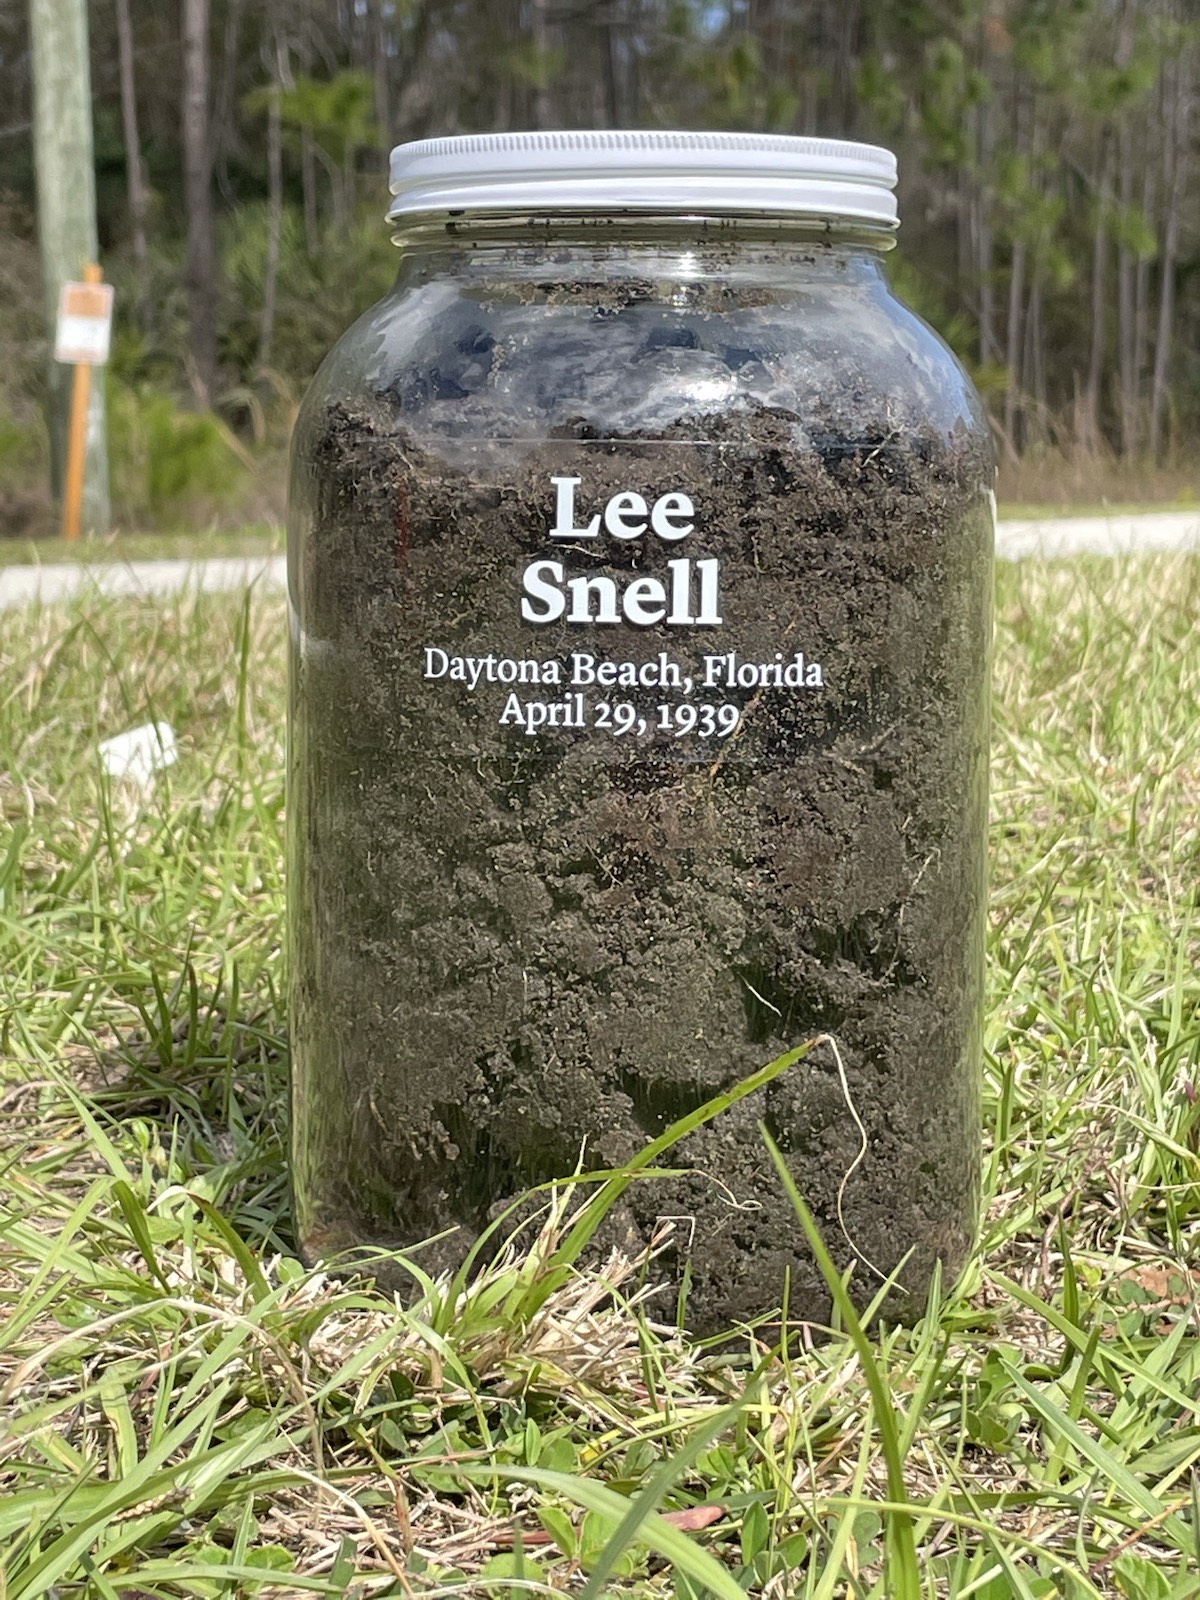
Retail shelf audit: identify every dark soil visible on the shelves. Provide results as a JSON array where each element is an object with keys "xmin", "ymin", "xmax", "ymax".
[{"xmin": 288, "ymin": 266, "xmax": 993, "ymax": 1336}]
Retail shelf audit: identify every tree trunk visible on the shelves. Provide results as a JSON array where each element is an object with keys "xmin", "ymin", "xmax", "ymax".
[
  {"xmin": 343, "ymin": 150, "xmax": 356, "ymax": 224},
  {"xmin": 1084, "ymin": 138, "xmax": 1110, "ymax": 454},
  {"xmin": 1003, "ymin": 87, "xmax": 1029, "ymax": 456},
  {"xmin": 1132, "ymin": 154, "xmax": 1154, "ymax": 453},
  {"xmin": 301, "ymin": 129, "xmax": 319, "ymax": 253},
  {"xmin": 373, "ymin": 0, "xmax": 392, "ymax": 153},
  {"xmin": 601, "ymin": 2, "xmax": 621, "ymax": 127},
  {"xmin": 258, "ymin": 49, "xmax": 283, "ymax": 374},
  {"xmin": 392, "ymin": 1, "xmax": 441, "ymax": 135},
  {"xmin": 210, "ymin": 0, "xmax": 244, "ymax": 206},
  {"xmin": 627, "ymin": 0, "xmax": 642, "ymax": 120},
  {"xmin": 1150, "ymin": 57, "xmax": 1186, "ymax": 461},
  {"xmin": 182, "ymin": 0, "xmax": 218, "ymax": 406},
  {"xmin": 1117, "ymin": 125, "xmax": 1137, "ymax": 457},
  {"xmin": 531, "ymin": 0, "xmax": 553, "ymax": 130},
  {"xmin": 114, "ymin": 0, "xmax": 151, "ymax": 333},
  {"xmin": 1027, "ymin": 276, "xmax": 1046, "ymax": 442},
  {"xmin": 1115, "ymin": 4, "xmax": 1138, "ymax": 457},
  {"xmin": 1003, "ymin": 238, "xmax": 1025, "ymax": 455},
  {"xmin": 836, "ymin": 0, "xmax": 861, "ymax": 132},
  {"xmin": 977, "ymin": 95, "xmax": 996, "ymax": 365}
]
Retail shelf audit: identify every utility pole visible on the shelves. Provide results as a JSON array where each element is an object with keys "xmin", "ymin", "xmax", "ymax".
[{"xmin": 29, "ymin": 0, "xmax": 110, "ymax": 537}]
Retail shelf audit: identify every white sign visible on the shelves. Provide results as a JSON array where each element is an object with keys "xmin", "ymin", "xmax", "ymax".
[{"xmin": 55, "ymin": 280, "xmax": 115, "ymax": 365}]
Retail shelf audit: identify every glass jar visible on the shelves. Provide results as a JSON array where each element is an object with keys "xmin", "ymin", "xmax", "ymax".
[{"xmin": 288, "ymin": 132, "xmax": 994, "ymax": 1336}]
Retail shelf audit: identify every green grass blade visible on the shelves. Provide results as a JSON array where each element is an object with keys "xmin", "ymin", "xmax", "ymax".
[
  {"xmin": 464, "ymin": 1462, "xmax": 748, "ymax": 1600},
  {"xmin": 762, "ymin": 1126, "xmax": 921, "ymax": 1600}
]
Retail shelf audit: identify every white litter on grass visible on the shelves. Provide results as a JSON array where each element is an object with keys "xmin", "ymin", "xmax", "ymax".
[{"xmin": 98, "ymin": 721, "xmax": 179, "ymax": 784}]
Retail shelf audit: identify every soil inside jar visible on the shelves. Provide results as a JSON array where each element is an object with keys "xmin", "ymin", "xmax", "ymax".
[{"xmin": 291, "ymin": 292, "xmax": 993, "ymax": 1337}]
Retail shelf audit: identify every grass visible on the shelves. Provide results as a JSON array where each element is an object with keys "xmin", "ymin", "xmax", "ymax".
[
  {"xmin": 999, "ymin": 503, "xmax": 1199, "ymax": 523},
  {"xmin": 0, "ymin": 525, "xmax": 283, "ymax": 568},
  {"xmin": 993, "ymin": 452, "xmax": 1197, "ymax": 515},
  {"xmin": 1, "ymin": 557, "xmax": 1199, "ymax": 1598}
]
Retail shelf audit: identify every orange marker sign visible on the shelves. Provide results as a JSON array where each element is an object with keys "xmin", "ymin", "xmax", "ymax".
[{"xmin": 55, "ymin": 264, "xmax": 111, "ymax": 541}]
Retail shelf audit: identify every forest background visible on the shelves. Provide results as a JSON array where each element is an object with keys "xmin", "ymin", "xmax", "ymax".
[{"xmin": 1, "ymin": 0, "xmax": 1197, "ymax": 536}]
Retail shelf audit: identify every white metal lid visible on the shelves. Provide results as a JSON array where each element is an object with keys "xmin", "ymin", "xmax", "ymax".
[{"xmin": 387, "ymin": 131, "xmax": 898, "ymax": 227}]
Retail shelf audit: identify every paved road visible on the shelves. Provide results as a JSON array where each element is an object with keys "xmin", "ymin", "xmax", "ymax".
[
  {"xmin": 1, "ymin": 511, "xmax": 1198, "ymax": 611},
  {"xmin": 996, "ymin": 508, "xmax": 1200, "ymax": 560},
  {"xmin": 0, "ymin": 553, "xmax": 286, "ymax": 611}
]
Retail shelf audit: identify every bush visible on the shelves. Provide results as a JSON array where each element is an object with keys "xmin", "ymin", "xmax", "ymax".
[
  {"xmin": 109, "ymin": 382, "xmax": 249, "ymax": 525},
  {"xmin": 0, "ymin": 415, "xmax": 46, "ymax": 480}
]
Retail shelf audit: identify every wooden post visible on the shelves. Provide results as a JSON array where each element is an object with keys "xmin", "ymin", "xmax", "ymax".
[{"xmin": 29, "ymin": 0, "xmax": 110, "ymax": 536}]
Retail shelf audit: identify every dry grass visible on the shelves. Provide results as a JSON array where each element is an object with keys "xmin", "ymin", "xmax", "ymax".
[{"xmin": 996, "ymin": 449, "xmax": 1198, "ymax": 515}]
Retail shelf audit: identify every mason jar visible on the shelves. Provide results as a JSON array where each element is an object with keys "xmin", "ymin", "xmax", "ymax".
[{"xmin": 287, "ymin": 132, "xmax": 994, "ymax": 1336}]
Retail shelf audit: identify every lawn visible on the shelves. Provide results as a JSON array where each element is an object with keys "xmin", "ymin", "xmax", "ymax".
[
  {"xmin": 0, "ymin": 526, "xmax": 283, "ymax": 569},
  {"xmin": 1, "ymin": 558, "xmax": 1198, "ymax": 1600}
]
